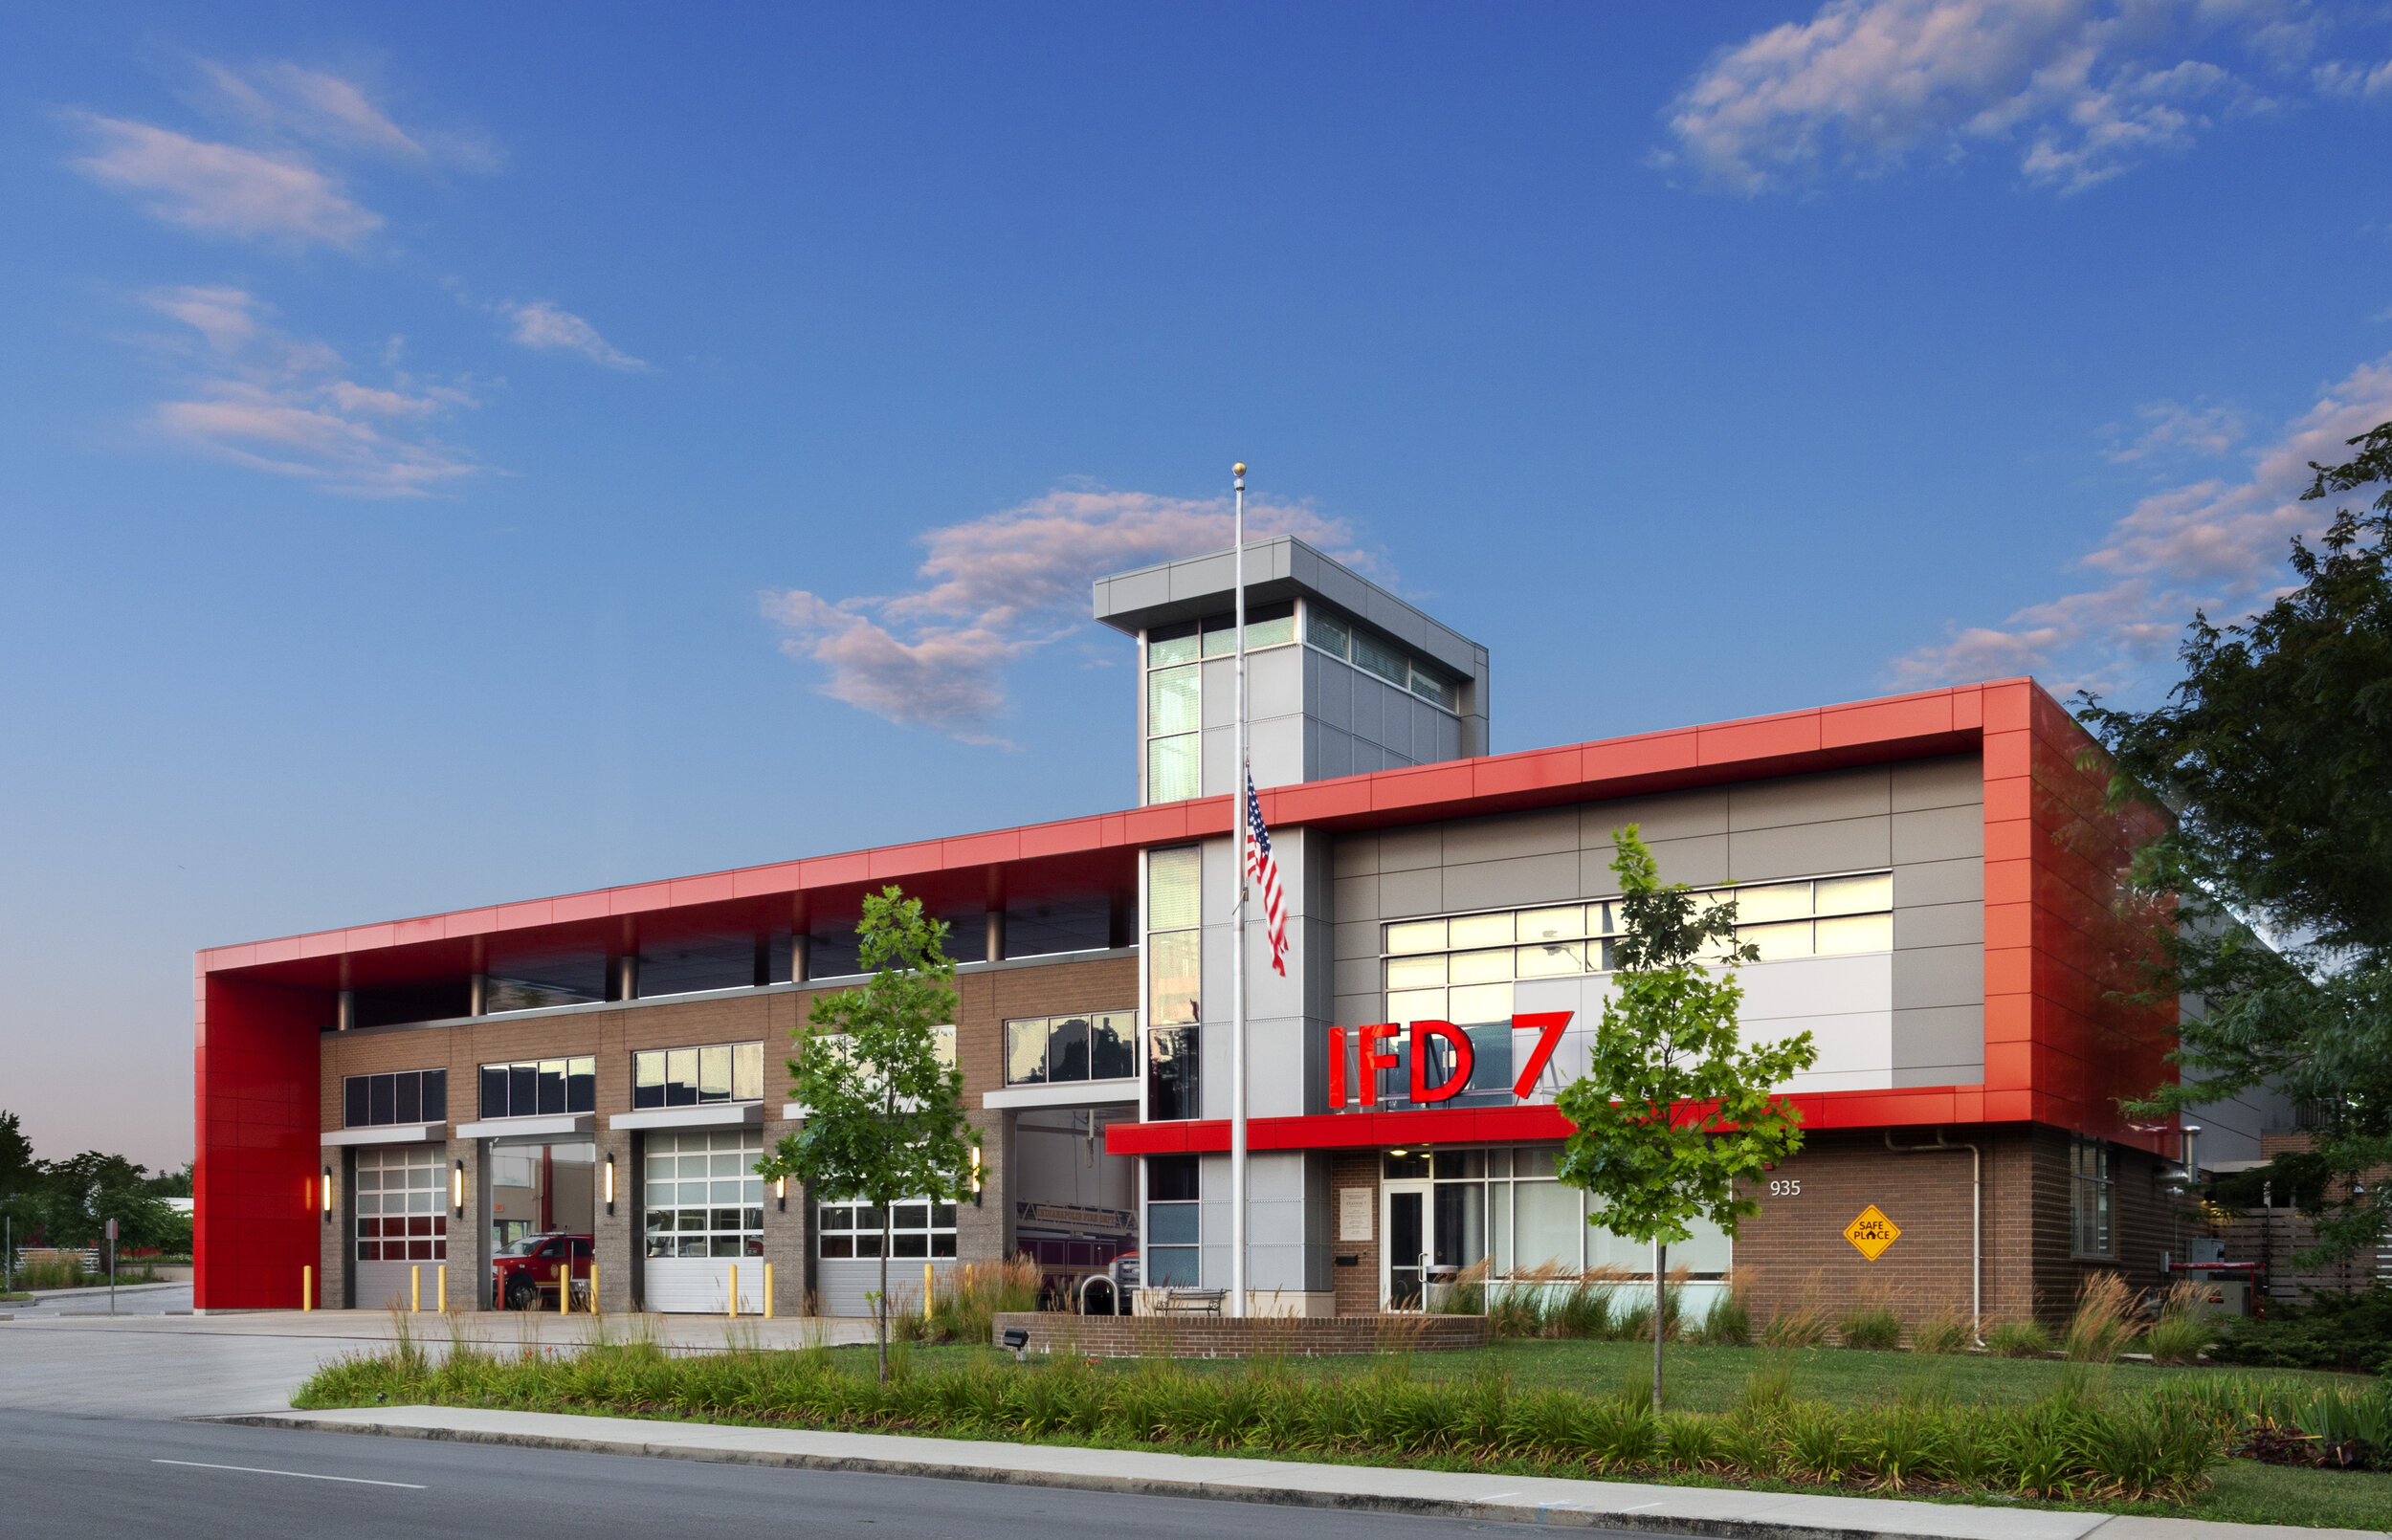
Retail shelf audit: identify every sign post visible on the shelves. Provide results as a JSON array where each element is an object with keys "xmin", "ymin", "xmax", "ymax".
[{"xmin": 105, "ymin": 1217, "xmax": 118, "ymax": 1313}]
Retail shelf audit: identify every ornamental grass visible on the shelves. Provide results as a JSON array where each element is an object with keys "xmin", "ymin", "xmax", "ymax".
[{"xmin": 296, "ymin": 1317, "xmax": 2282, "ymax": 1504}]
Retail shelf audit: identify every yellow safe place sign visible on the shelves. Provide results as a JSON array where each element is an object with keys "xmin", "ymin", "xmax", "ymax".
[{"xmin": 1844, "ymin": 1205, "xmax": 1901, "ymax": 1260}]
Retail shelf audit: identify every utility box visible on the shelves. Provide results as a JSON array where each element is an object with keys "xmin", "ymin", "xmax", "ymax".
[{"xmin": 2189, "ymin": 1279, "xmax": 2248, "ymax": 1318}]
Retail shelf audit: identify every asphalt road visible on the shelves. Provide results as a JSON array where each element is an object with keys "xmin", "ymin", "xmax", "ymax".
[{"xmin": 0, "ymin": 1408, "xmax": 1578, "ymax": 1540}]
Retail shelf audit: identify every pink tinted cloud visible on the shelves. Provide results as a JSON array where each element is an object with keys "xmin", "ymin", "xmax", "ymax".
[
  {"xmin": 1892, "ymin": 354, "xmax": 2392, "ymax": 694},
  {"xmin": 763, "ymin": 488, "xmax": 1382, "ymax": 743},
  {"xmin": 73, "ymin": 116, "xmax": 380, "ymax": 246}
]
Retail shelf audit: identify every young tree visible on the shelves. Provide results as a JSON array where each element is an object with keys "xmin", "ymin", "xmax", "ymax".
[
  {"xmin": 2079, "ymin": 420, "xmax": 2392, "ymax": 1260},
  {"xmin": 759, "ymin": 886, "xmax": 979, "ymax": 1381},
  {"xmin": 1555, "ymin": 827, "xmax": 1819, "ymax": 1413}
]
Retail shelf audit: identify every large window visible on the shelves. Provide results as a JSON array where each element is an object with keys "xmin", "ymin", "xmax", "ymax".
[
  {"xmin": 1141, "ymin": 604, "xmax": 1297, "ymax": 805},
  {"xmin": 1386, "ymin": 1145, "xmax": 1728, "ymax": 1277},
  {"xmin": 343, "ymin": 1068, "xmax": 448, "ymax": 1128},
  {"xmin": 2071, "ymin": 1135, "xmax": 2114, "ymax": 1258},
  {"xmin": 1145, "ymin": 1155, "xmax": 1199, "ymax": 1286},
  {"xmin": 1006, "ymin": 1012, "xmax": 1137, "ymax": 1086},
  {"xmin": 356, "ymin": 1145, "xmax": 446, "ymax": 1263},
  {"xmin": 643, "ymin": 1129, "xmax": 764, "ymax": 1258},
  {"xmin": 632, "ymin": 1042, "xmax": 764, "ymax": 1109},
  {"xmin": 477, "ymin": 1057, "xmax": 596, "ymax": 1120},
  {"xmin": 1304, "ymin": 606, "xmax": 1459, "ymax": 712},
  {"xmin": 820, "ymin": 1199, "xmax": 957, "ymax": 1258},
  {"xmin": 1146, "ymin": 847, "xmax": 1202, "ymax": 1120},
  {"xmin": 1384, "ymin": 873, "xmax": 1894, "ymax": 1024}
]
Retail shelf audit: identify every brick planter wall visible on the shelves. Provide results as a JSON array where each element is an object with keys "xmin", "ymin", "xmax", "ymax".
[{"xmin": 991, "ymin": 1311, "xmax": 1484, "ymax": 1357}]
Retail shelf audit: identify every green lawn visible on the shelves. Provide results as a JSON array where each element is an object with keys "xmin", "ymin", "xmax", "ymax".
[{"xmin": 868, "ymin": 1333, "xmax": 2363, "ymax": 1412}]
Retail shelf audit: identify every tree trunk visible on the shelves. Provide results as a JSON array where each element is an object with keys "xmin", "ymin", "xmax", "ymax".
[
  {"xmin": 1651, "ymin": 1239, "xmax": 1667, "ymax": 1416},
  {"xmin": 876, "ymin": 1211, "xmax": 892, "ymax": 1383}
]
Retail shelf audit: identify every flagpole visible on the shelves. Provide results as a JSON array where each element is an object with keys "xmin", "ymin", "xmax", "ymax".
[{"xmin": 1229, "ymin": 459, "xmax": 1249, "ymax": 1320}]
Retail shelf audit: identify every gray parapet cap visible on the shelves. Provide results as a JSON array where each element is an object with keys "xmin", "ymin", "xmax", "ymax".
[{"xmin": 1092, "ymin": 535, "xmax": 1484, "ymax": 679}]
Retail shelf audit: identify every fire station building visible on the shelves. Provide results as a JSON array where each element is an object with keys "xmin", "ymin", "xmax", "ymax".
[{"xmin": 191, "ymin": 537, "xmax": 2257, "ymax": 1323}]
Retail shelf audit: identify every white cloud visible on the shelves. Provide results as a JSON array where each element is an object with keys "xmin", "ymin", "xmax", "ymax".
[
  {"xmin": 140, "ymin": 286, "xmax": 480, "ymax": 496},
  {"xmin": 1891, "ymin": 351, "xmax": 2392, "ymax": 694},
  {"xmin": 197, "ymin": 60, "xmax": 498, "ymax": 171},
  {"xmin": 501, "ymin": 301, "xmax": 646, "ymax": 371},
  {"xmin": 763, "ymin": 487, "xmax": 1383, "ymax": 744},
  {"xmin": 72, "ymin": 115, "xmax": 380, "ymax": 246},
  {"xmin": 2105, "ymin": 397, "xmax": 2245, "ymax": 461},
  {"xmin": 1658, "ymin": 0, "xmax": 2337, "ymax": 195}
]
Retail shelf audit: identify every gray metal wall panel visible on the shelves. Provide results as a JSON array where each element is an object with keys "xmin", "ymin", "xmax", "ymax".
[
  {"xmin": 1251, "ymin": 646, "xmax": 1303, "ymax": 720},
  {"xmin": 1892, "ymin": 944, "xmax": 1984, "ymax": 1010},
  {"xmin": 1728, "ymin": 766, "xmax": 1892, "ymax": 829},
  {"xmin": 1580, "ymin": 788, "xmax": 1728, "ymax": 847},
  {"xmin": 1333, "ymin": 917, "xmax": 1378, "ymax": 961},
  {"xmin": 1892, "ymin": 804, "xmax": 1984, "ymax": 865},
  {"xmin": 1335, "ymin": 834, "xmax": 1380, "ymax": 878},
  {"xmin": 1894, "ymin": 856, "xmax": 1984, "ymax": 908},
  {"xmin": 1727, "ymin": 817, "xmax": 1892, "ymax": 881},
  {"xmin": 1442, "ymin": 851, "xmax": 1580, "ymax": 913},
  {"xmin": 1894, "ymin": 900, "xmax": 1985, "ymax": 951},
  {"xmin": 1200, "ymin": 657, "xmax": 1237, "ymax": 728},
  {"xmin": 1891, "ymin": 755, "xmax": 1985, "ymax": 811},
  {"xmin": 1436, "ymin": 807, "xmax": 1578, "ymax": 865},
  {"xmin": 1892, "ymin": 1004, "xmax": 1985, "ymax": 1082},
  {"xmin": 1377, "ymin": 867, "xmax": 1443, "ymax": 918},
  {"xmin": 1380, "ymin": 825, "xmax": 1443, "ymax": 871}
]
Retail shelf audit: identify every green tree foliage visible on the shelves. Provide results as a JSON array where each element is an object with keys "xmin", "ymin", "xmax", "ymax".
[
  {"xmin": 759, "ymin": 887, "xmax": 979, "ymax": 1381},
  {"xmin": 0, "ymin": 1118, "xmax": 191, "ymax": 1256},
  {"xmin": 1555, "ymin": 827, "xmax": 1819, "ymax": 1412},
  {"xmin": 2078, "ymin": 421, "xmax": 2392, "ymax": 1261}
]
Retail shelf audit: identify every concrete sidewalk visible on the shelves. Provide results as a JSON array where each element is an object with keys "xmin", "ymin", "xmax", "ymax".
[{"xmin": 229, "ymin": 1405, "xmax": 2387, "ymax": 1540}]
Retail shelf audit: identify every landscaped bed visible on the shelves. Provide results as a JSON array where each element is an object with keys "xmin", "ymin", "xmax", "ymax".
[{"xmin": 296, "ymin": 1325, "xmax": 2392, "ymax": 1530}]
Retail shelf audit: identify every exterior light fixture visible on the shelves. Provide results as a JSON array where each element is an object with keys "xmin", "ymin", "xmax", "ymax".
[
  {"xmin": 321, "ymin": 1166, "xmax": 333, "ymax": 1222},
  {"xmin": 969, "ymin": 1147, "xmax": 983, "ymax": 1207},
  {"xmin": 1388, "ymin": 1148, "xmax": 1406, "ymax": 1157},
  {"xmin": 604, "ymin": 1153, "xmax": 616, "ymax": 1216},
  {"xmin": 775, "ymin": 1176, "xmax": 787, "ymax": 1213},
  {"xmin": 451, "ymin": 1160, "xmax": 464, "ymax": 1218}
]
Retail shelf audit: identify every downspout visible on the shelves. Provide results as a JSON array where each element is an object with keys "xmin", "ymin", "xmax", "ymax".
[{"xmin": 1888, "ymin": 1128, "xmax": 1981, "ymax": 1342}]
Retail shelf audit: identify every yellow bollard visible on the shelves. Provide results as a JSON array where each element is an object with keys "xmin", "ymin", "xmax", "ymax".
[
  {"xmin": 410, "ymin": 1265, "xmax": 421, "ymax": 1312},
  {"xmin": 588, "ymin": 1264, "xmax": 599, "ymax": 1316},
  {"xmin": 924, "ymin": 1262, "xmax": 934, "ymax": 1321},
  {"xmin": 728, "ymin": 1263, "xmax": 739, "ymax": 1319},
  {"xmin": 437, "ymin": 1265, "xmax": 448, "ymax": 1313},
  {"xmin": 764, "ymin": 1263, "xmax": 774, "ymax": 1319},
  {"xmin": 301, "ymin": 1264, "xmax": 312, "ymax": 1311}
]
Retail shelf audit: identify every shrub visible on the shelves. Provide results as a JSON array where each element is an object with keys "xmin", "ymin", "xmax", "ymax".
[
  {"xmin": 1431, "ymin": 1258, "xmax": 1489, "ymax": 1316},
  {"xmin": 2144, "ymin": 1282, "xmax": 2216, "ymax": 1365},
  {"xmin": 1986, "ymin": 1317, "xmax": 2053, "ymax": 1357},
  {"xmin": 2063, "ymin": 1272, "xmax": 2141, "ymax": 1363},
  {"xmin": 1910, "ymin": 1302, "xmax": 1972, "ymax": 1354},
  {"xmin": 923, "ymin": 1255, "xmax": 1040, "ymax": 1345},
  {"xmin": 1836, "ymin": 1287, "xmax": 1902, "ymax": 1351},
  {"xmin": 2209, "ymin": 1284, "xmax": 2392, "ymax": 1375},
  {"xmin": 1761, "ymin": 1274, "xmax": 1829, "ymax": 1348},
  {"xmin": 1695, "ymin": 1271, "xmax": 1752, "ymax": 1346}
]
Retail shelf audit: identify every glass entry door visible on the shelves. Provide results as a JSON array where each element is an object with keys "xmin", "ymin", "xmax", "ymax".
[{"xmin": 1382, "ymin": 1182, "xmax": 1429, "ymax": 1309}]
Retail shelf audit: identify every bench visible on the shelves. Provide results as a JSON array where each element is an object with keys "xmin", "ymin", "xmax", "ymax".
[{"xmin": 1147, "ymin": 1287, "xmax": 1228, "ymax": 1317}]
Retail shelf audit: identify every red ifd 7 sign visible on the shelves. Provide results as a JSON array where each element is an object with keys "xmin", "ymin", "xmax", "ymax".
[{"xmin": 1325, "ymin": 1011, "xmax": 1574, "ymax": 1108}]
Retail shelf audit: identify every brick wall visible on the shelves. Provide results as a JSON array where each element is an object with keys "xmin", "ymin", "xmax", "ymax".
[
  {"xmin": 319, "ymin": 954, "xmax": 1137, "ymax": 1311},
  {"xmin": 1329, "ymin": 1151, "xmax": 1380, "ymax": 1314},
  {"xmin": 992, "ymin": 1310, "xmax": 1482, "ymax": 1357}
]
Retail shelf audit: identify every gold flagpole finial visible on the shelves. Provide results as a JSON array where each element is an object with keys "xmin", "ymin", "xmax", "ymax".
[{"xmin": 1232, "ymin": 462, "xmax": 1247, "ymax": 478}]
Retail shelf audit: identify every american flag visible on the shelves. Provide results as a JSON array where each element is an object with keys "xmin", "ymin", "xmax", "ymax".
[{"xmin": 1245, "ymin": 773, "xmax": 1288, "ymax": 977}]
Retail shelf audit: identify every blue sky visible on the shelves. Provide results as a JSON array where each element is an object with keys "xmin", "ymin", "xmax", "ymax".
[{"xmin": 4, "ymin": 1, "xmax": 2387, "ymax": 1166}]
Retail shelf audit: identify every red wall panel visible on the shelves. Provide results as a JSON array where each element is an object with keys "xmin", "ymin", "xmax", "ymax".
[{"xmin": 193, "ymin": 971, "xmax": 324, "ymax": 1310}]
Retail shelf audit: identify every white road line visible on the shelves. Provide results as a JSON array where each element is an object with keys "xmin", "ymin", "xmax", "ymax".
[{"xmin": 151, "ymin": 1459, "xmax": 426, "ymax": 1489}]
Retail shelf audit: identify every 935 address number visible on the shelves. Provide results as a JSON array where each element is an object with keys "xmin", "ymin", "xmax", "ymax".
[{"xmin": 1768, "ymin": 1179, "xmax": 1802, "ymax": 1197}]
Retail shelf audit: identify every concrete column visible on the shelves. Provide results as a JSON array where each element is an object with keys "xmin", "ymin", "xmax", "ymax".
[
  {"xmin": 612, "ymin": 955, "xmax": 639, "ymax": 1001},
  {"xmin": 595, "ymin": 1133, "xmax": 635, "ymax": 1313},
  {"xmin": 986, "ymin": 910, "xmax": 1007, "ymax": 965},
  {"xmin": 335, "ymin": 991, "xmax": 355, "ymax": 1032},
  {"xmin": 453, "ymin": 1140, "xmax": 489, "ymax": 1310},
  {"xmin": 791, "ymin": 935, "xmax": 811, "ymax": 984},
  {"xmin": 467, "ymin": 974, "xmax": 488, "ymax": 1018}
]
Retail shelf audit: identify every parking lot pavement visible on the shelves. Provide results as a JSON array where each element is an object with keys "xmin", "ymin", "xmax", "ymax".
[
  {"xmin": 0, "ymin": 1309, "xmax": 882, "ymax": 1418},
  {"xmin": 3, "ymin": 1282, "xmax": 193, "ymax": 1318}
]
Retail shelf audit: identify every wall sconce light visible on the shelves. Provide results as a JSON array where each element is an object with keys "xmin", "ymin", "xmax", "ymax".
[
  {"xmin": 604, "ymin": 1152, "xmax": 616, "ymax": 1216},
  {"xmin": 775, "ymin": 1176, "xmax": 786, "ymax": 1213},
  {"xmin": 969, "ymin": 1146, "xmax": 983, "ymax": 1207},
  {"xmin": 451, "ymin": 1160, "xmax": 464, "ymax": 1218},
  {"xmin": 321, "ymin": 1166, "xmax": 333, "ymax": 1223}
]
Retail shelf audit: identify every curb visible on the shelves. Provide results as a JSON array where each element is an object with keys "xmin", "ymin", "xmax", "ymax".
[{"xmin": 206, "ymin": 1412, "xmax": 2159, "ymax": 1540}]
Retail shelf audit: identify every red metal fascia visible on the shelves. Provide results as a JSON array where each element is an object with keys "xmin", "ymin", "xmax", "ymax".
[
  {"xmin": 1102, "ymin": 1084, "xmax": 2006, "ymax": 1157},
  {"xmin": 196, "ymin": 680, "xmax": 2008, "ymax": 982}
]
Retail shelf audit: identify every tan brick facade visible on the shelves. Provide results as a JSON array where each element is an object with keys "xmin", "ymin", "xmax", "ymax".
[
  {"xmin": 1329, "ymin": 1150, "xmax": 1381, "ymax": 1315},
  {"xmin": 318, "ymin": 953, "xmax": 1136, "ymax": 1312}
]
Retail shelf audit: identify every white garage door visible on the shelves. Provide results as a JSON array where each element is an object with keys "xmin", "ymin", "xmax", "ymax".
[
  {"xmin": 356, "ymin": 1144, "xmax": 447, "ymax": 1309},
  {"xmin": 642, "ymin": 1128, "xmax": 764, "ymax": 1312}
]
